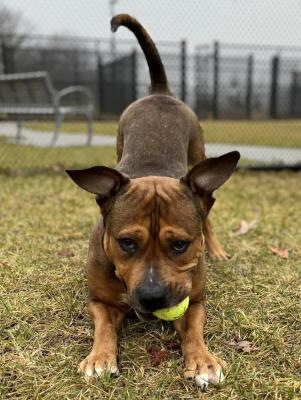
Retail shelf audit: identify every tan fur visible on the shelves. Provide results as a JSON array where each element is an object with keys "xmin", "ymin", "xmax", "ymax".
[
  {"xmin": 79, "ymin": 176, "xmax": 224, "ymax": 383},
  {"xmin": 99, "ymin": 177, "xmax": 205, "ymax": 308}
]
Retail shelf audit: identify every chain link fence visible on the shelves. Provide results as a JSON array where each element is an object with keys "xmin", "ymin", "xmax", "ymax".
[
  {"xmin": 0, "ymin": 2, "xmax": 300, "ymax": 173},
  {"xmin": 195, "ymin": 42, "xmax": 301, "ymax": 119},
  {"xmin": 0, "ymin": 34, "xmax": 186, "ymax": 114}
]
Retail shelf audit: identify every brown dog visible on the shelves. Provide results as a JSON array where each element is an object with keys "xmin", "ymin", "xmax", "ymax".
[{"xmin": 67, "ymin": 14, "xmax": 240, "ymax": 391}]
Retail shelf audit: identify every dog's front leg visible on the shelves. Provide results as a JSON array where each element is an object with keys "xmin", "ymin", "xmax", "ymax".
[
  {"xmin": 79, "ymin": 300, "xmax": 125, "ymax": 381},
  {"xmin": 174, "ymin": 302, "xmax": 226, "ymax": 391}
]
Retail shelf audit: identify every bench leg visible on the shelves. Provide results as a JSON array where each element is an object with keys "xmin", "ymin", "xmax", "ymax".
[
  {"xmin": 16, "ymin": 116, "xmax": 22, "ymax": 143},
  {"xmin": 51, "ymin": 112, "xmax": 62, "ymax": 146},
  {"xmin": 86, "ymin": 111, "xmax": 93, "ymax": 146}
]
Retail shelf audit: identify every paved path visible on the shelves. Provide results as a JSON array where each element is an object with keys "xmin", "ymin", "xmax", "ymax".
[
  {"xmin": 0, "ymin": 122, "xmax": 116, "ymax": 147},
  {"xmin": 1, "ymin": 122, "xmax": 300, "ymax": 165},
  {"xmin": 205, "ymin": 143, "xmax": 301, "ymax": 165}
]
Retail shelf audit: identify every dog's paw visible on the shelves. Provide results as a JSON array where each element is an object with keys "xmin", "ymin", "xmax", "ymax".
[
  {"xmin": 78, "ymin": 352, "xmax": 119, "ymax": 382},
  {"xmin": 183, "ymin": 351, "xmax": 226, "ymax": 391}
]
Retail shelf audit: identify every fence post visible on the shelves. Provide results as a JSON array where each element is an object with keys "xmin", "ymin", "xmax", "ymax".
[
  {"xmin": 97, "ymin": 55, "xmax": 104, "ymax": 116},
  {"xmin": 269, "ymin": 55, "xmax": 280, "ymax": 119},
  {"xmin": 194, "ymin": 50, "xmax": 200, "ymax": 116},
  {"xmin": 245, "ymin": 54, "xmax": 254, "ymax": 119},
  {"xmin": 1, "ymin": 42, "xmax": 15, "ymax": 73},
  {"xmin": 289, "ymin": 71, "xmax": 297, "ymax": 118},
  {"xmin": 131, "ymin": 49, "xmax": 137, "ymax": 102},
  {"xmin": 73, "ymin": 49, "xmax": 80, "ymax": 104},
  {"xmin": 180, "ymin": 40, "xmax": 187, "ymax": 102},
  {"xmin": 212, "ymin": 41, "xmax": 219, "ymax": 119}
]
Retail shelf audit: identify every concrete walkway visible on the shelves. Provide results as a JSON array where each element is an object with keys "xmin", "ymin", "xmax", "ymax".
[
  {"xmin": 0, "ymin": 122, "xmax": 116, "ymax": 147},
  {"xmin": 1, "ymin": 122, "xmax": 300, "ymax": 165}
]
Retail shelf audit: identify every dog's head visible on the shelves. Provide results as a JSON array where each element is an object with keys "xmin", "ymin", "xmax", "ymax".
[{"xmin": 67, "ymin": 151, "xmax": 239, "ymax": 317}]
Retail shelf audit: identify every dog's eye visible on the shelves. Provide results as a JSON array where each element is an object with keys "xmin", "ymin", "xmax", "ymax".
[
  {"xmin": 171, "ymin": 241, "xmax": 191, "ymax": 254},
  {"xmin": 118, "ymin": 238, "xmax": 137, "ymax": 254}
]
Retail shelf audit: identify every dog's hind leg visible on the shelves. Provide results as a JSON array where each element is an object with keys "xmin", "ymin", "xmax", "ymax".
[{"xmin": 203, "ymin": 217, "xmax": 230, "ymax": 260}]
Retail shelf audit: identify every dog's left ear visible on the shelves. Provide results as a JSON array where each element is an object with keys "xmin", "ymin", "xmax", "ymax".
[
  {"xmin": 181, "ymin": 151, "xmax": 240, "ymax": 213},
  {"xmin": 66, "ymin": 166, "xmax": 129, "ymax": 206}
]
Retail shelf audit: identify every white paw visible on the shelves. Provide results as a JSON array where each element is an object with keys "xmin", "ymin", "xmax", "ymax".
[
  {"xmin": 195, "ymin": 368, "xmax": 224, "ymax": 391},
  {"xmin": 95, "ymin": 365, "xmax": 119, "ymax": 377},
  {"xmin": 78, "ymin": 353, "xmax": 119, "ymax": 381},
  {"xmin": 195, "ymin": 372, "xmax": 209, "ymax": 391}
]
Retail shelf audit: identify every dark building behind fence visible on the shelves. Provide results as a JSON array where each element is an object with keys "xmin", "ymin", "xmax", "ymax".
[{"xmin": 1, "ymin": 34, "xmax": 301, "ymax": 119}]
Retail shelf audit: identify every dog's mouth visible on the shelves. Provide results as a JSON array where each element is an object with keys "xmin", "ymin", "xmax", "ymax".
[
  {"xmin": 125, "ymin": 283, "xmax": 190, "ymax": 320},
  {"xmin": 132, "ymin": 291, "xmax": 190, "ymax": 322},
  {"xmin": 121, "ymin": 291, "xmax": 157, "ymax": 320},
  {"xmin": 134, "ymin": 310, "xmax": 157, "ymax": 321}
]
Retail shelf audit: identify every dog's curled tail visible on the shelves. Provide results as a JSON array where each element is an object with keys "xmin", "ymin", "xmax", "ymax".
[{"xmin": 111, "ymin": 14, "xmax": 171, "ymax": 95}]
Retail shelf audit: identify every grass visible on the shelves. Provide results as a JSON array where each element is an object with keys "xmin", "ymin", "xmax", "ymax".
[
  {"xmin": 0, "ymin": 138, "xmax": 116, "ymax": 173},
  {"xmin": 23, "ymin": 119, "xmax": 301, "ymax": 148},
  {"xmin": 0, "ymin": 138, "xmax": 255, "ymax": 175},
  {"xmin": 1, "ymin": 162, "xmax": 301, "ymax": 399},
  {"xmin": 202, "ymin": 120, "xmax": 301, "ymax": 148},
  {"xmin": 23, "ymin": 120, "xmax": 118, "ymax": 136}
]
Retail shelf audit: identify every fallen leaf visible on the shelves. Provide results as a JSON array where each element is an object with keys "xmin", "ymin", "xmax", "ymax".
[
  {"xmin": 270, "ymin": 246, "xmax": 289, "ymax": 259},
  {"xmin": 57, "ymin": 250, "xmax": 75, "ymax": 258},
  {"xmin": 232, "ymin": 220, "xmax": 258, "ymax": 236},
  {"xmin": 146, "ymin": 346, "xmax": 171, "ymax": 366},
  {"xmin": 228, "ymin": 339, "xmax": 254, "ymax": 354}
]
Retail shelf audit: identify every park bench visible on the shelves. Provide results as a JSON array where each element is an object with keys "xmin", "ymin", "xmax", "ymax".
[{"xmin": 0, "ymin": 71, "xmax": 94, "ymax": 145}]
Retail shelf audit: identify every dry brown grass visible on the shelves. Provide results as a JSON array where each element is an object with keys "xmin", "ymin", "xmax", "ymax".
[{"xmin": 1, "ymin": 170, "xmax": 301, "ymax": 399}]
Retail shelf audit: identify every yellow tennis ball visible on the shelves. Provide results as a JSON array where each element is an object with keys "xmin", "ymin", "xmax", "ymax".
[{"xmin": 153, "ymin": 296, "xmax": 189, "ymax": 321}]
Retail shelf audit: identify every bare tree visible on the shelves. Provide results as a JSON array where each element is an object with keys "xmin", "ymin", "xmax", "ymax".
[
  {"xmin": 0, "ymin": 5, "xmax": 34, "ymax": 73},
  {"xmin": 0, "ymin": 5, "xmax": 34, "ymax": 46}
]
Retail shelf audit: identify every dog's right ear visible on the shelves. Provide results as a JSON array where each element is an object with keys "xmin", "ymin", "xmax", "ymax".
[{"xmin": 66, "ymin": 166, "xmax": 129, "ymax": 206}]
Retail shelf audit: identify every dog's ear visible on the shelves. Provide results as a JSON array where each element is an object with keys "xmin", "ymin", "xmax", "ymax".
[
  {"xmin": 181, "ymin": 151, "xmax": 240, "ymax": 213},
  {"xmin": 66, "ymin": 166, "xmax": 129, "ymax": 206}
]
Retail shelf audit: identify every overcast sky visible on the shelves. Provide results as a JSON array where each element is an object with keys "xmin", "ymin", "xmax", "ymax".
[{"xmin": 2, "ymin": 0, "xmax": 301, "ymax": 48}]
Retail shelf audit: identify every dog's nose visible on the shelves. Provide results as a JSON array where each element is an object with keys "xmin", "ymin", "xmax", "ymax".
[{"xmin": 136, "ymin": 283, "xmax": 168, "ymax": 312}]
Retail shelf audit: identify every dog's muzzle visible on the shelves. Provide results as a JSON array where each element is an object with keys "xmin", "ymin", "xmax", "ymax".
[{"xmin": 135, "ymin": 281, "xmax": 169, "ymax": 313}]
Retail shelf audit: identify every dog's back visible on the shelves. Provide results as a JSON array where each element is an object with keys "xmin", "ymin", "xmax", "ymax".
[
  {"xmin": 117, "ymin": 94, "xmax": 201, "ymax": 179},
  {"xmin": 111, "ymin": 14, "xmax": 205, "ymax": 179}
]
